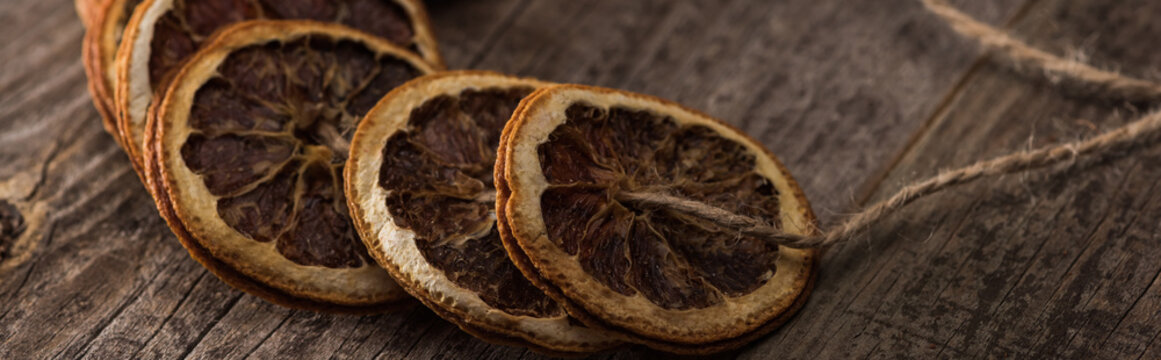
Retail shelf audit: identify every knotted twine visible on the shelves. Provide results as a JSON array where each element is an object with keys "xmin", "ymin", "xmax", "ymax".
[{"xmin": 620, "ymin": 0, "xmax": 1161, "ymax": 249}]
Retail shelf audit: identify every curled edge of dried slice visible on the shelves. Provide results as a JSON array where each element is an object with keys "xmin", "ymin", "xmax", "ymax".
[
  {"xmin": 115, "ymin": 0, "xmax": 444, "ymax": 177},
  {"xmin": 346, "ymin": 71, "xmax": 625, "ymax": 354},
  {"xmin": 145, "ymin": 20, "xmax": 437, "ymax": 311},
  {"xmin": 83, "ymin": 0, "xmax": 140, "ymax": 148},
  {"xmin": 498, "ymin": 84, "xmax": 819, "ymax": 353},
  {"xmin": 75, "ymin": 0, "xmax": 102, "ymax": 28}
]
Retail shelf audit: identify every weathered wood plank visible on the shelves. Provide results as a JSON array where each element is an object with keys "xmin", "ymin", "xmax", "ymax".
[
  {"xmin": 0, "ymin": 0, "xmax": 1070, "ymax": 358},
  {"xmin": 746, "ymin": 0, "xmax": 1161, "ymax": 358}
]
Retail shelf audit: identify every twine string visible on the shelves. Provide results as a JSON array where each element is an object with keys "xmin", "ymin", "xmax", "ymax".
[
  {"xmin": 618, "ymin": 0, "xmax": 1161, "ymax": 249},
  {"xmin": 921, "ymin": 0, "xmax": 1161, "ymax": 103}
]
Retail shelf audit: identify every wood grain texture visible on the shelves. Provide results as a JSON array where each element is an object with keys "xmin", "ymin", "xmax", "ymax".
[
  {"xmin": 746, "ymin": 0, "xmax": 1161, "ymax": 358},
  {"xmin": 4, "ymin": 0, "xmax": 1158, "ymax": 358}
]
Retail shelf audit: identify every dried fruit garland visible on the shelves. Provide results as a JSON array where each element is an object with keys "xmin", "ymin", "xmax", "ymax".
[
  {"xmin": 74, "ymin": 0, "xmax": 1161, "ymax": 356},
  {"xmin": 343, "ymin": 69, "xmax": 817, "ymax": 353}
]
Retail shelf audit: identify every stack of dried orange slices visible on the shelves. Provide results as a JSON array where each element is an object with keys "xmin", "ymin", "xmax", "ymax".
[
  {"xmin": 77, "ymin": 0, "xmax": 820, "ymax": 355},
  {"xmin": 346, "ymin": 71, "xmax": 623, "ymax": 354},
  {"xmin": 79, "ymin": 0, "xmax": 442, "ymax": 174},
  {"xmin": 345, "ymin": 73, "xmax": 819, "ymax": 353},
  {"xmin": 79, "ymin": 0, "xmax": 445, "ymax": 311}
]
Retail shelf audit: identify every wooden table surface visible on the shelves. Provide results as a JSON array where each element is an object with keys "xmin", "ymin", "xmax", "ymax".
[{"xmin": 3, "ymin": 0, "xmax": 1161, "ymax": 358}]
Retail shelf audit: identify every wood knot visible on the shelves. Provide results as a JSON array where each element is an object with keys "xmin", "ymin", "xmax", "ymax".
[{"xmin": 0, "ymin": 200, "xmax": 26, "ymax": 261}]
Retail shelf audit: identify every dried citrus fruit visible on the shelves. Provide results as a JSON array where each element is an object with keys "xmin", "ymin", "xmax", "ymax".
[
  {"xmin": 498, "ymin": 85, "xmax": 818, "ymax": 353},
  {"xmin": 145, "ymin": 21, "xmax": 437, "ymax": 311},
  {"xmin": 83, "ymin": 0, "xmax": 142, "ymax": 145},
  {"xmin": 116, "ymin": 0, "xmax": 443, "ymax": 174},
  {"xmin": 346, "ymin": 71, "xmax": 623, "ymax": 354},
  {"xmin": 75, "ymin": 0, "xmax": 103, "ymax": 28}
]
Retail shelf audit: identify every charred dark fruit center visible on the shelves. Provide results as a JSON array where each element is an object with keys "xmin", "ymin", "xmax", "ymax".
[
  {"xmin": 180, "ymin": 36, "xmax": 421, "ymax": 268},
  {"xmin": 148, "ymin": 0, "xmax": 417, "ymax": 88},
  {"xmin": 536, "ymin": 103, "xmax": 783, "ymax": 310},
  {"xmin": 378, "ymin": 87, "xmax": 560, "ymax": 317}
]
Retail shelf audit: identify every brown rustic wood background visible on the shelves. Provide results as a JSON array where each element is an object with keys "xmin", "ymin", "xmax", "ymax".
[{"xmin": 3, "ymin": 0, "xmax": 1161, "ymax": 358}]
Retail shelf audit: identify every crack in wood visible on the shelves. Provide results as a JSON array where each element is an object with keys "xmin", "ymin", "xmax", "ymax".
[
  {"xmin": 176, "ymin": 293, "xmax": 245, "ymax": 360},
  {"xmin": 0, "ymin": 218, "xmax": 53, "ymax": 324},
  {"xmin": 1055, "ymin": 167, "xmax": 1159, "ymax": 353},
  {"xmin": 25, "ymin": 147, "xmax": 60, "ymax": 202},
  {"xmin": 130, "ymin": 270, "xmax": 207, "ymax": 358},
  {"xmin": 1097, "ymin": 192, "xmax": 1161, "ymax": 348},
  {"xmin": 853, "ymin": 0, "xmax": 1044, "ymax": 208},
  {"xmin": 236, "ymin": 310, "xmax": 293, "ymax": 359},
  {"xmin": 930, "ymin": 198, "xmax": 1047, "ymax": 357}
]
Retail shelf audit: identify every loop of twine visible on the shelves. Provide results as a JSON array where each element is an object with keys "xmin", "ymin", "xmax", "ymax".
[{"xmin": 621, "ymin": 0, "xmax": 1161, "ymax": 249}]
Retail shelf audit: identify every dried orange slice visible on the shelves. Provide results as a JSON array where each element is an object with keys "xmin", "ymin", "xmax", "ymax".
[
  {"xmin": 75, "ymin": 0, "xmax": 103, "ymax": 28},
  {"xmin": 498, "ymin": 85, "xmax": 819, "ymax": 353},
  {"xmin": 145, "ymin": 21, "xmax": 437, "ymax": 311},
  {"xmin": 346, "ymin": 71, "xmax": 623, "ymax": 354},
  {"xmin": 116, "ymin": 0, "xmax": 443, "ymax": 174},
  {"xmin": 83, "ymin": 0, "xmax": 142, "ymax": 145}
]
